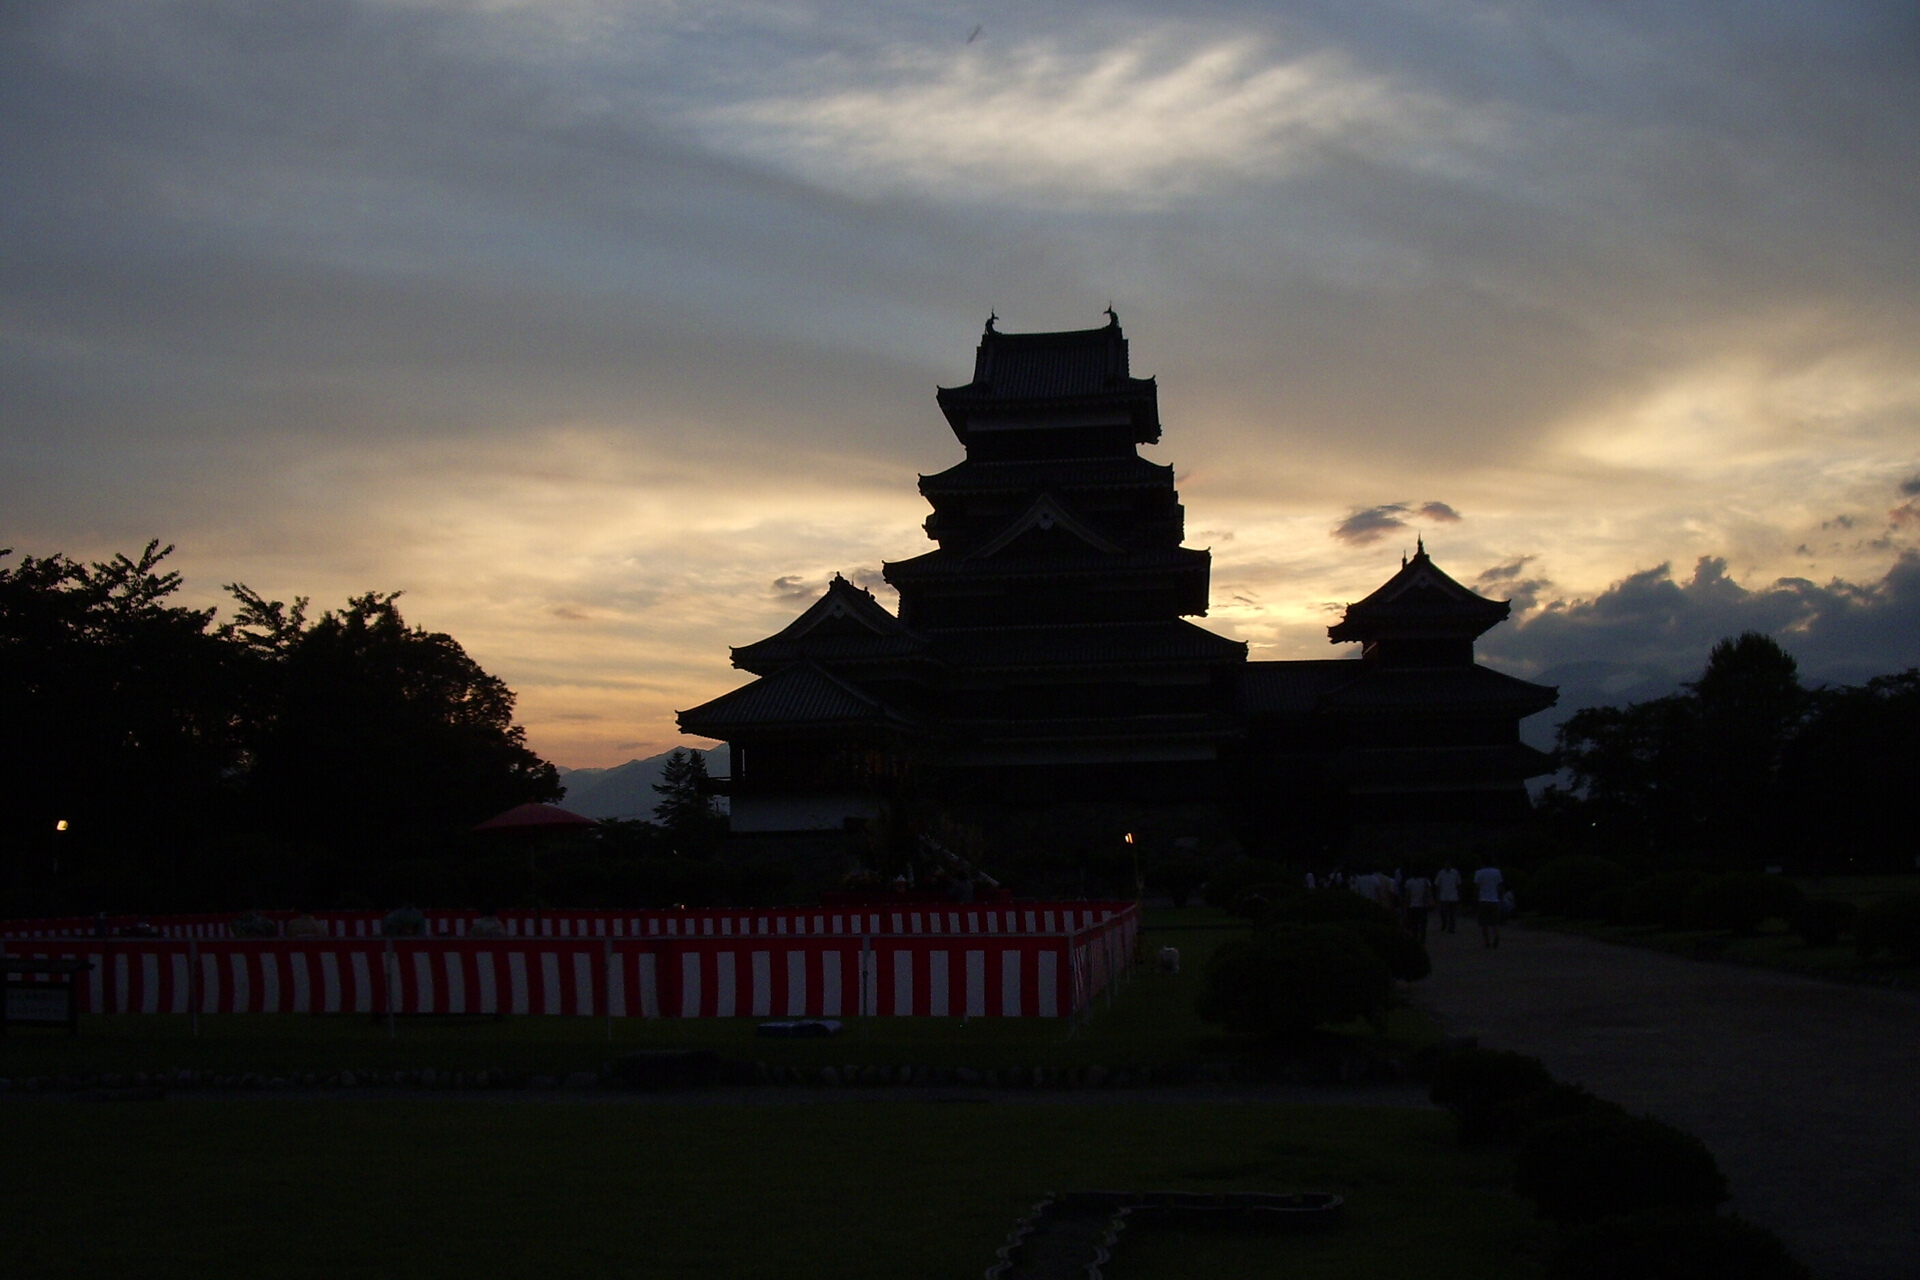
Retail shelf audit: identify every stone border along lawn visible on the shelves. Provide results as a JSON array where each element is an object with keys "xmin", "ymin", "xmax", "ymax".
[
  {"xmin": 0, "ymin": 1052, "xmax": 1418, "ymax": 1098},
  {"xmin": 987, "ymin": 1190, "xmax": 1343, "ymax": 1280},
  {"xmin": 1, "ymin": 1099, "xmax": 1548, "ymax": 1280}
]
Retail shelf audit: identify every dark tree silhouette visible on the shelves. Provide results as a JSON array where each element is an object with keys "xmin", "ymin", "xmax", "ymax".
[
  {"xmin": 1551, "ymin": 694, "xmax": 1699, "ymax": 855},
  {"xmin": 1550, "ymin": 632, "xmax": 1912, "ymax": 872},
  {"xmin": 1780, "ymin": 670, "xmax": 1920, "ymax": 871},
  {"xmin": 229, "ymin": 587, "xmax": 561, "ymax": 872},
  {"xmin": 652, "ymin": 748, "xmax": 722, "ymax": 856},
  {"xmin": 0, "ymin": 542, "xmax": 560, "ymax": 912},
  {"xmin": 0, "ymin": 542, "xmax": 244, "ymax": 909},
  {"xmin": 1689, "ymin": 632, "xmax": 1805, "ymax": 863}
]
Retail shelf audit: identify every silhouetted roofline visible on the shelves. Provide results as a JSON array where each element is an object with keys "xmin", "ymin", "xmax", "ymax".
[
  {"xmin": 934, "ymin": 314, "xmax": 1160, "ymax": 444},
  {"xmin": 1328, "ymin": 544, "xmax": 1510, "ymax": 644},
  {"xmin": 731, "ymin": 575, "xmax": 927, "ymax": 674},
  {"xmin": 676, "ymin": 661, "xmax": 920, "ymax": 738}
]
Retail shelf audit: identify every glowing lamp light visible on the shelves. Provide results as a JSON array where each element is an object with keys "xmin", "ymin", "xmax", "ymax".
[
  {"xmin": 1124, "ymin": 832, "xmax": 1135, "ymax": 844},
  {"xmin": 55, "ymin": 819, "xmax": 69, "ymax": 832}
]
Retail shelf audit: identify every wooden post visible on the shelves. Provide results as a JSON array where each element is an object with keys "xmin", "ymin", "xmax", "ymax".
[
  {"xmin": 604, "ymin": 937, "xmax": 613, "ymax": 1043},
  {"xmin": 860, "ymin": 932, "xmax": 872, "ymax": 1035}
]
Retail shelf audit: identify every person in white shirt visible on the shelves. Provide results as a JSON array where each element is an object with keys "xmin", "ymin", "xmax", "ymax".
[
  {"xmin": 1473, "ymin": 863, "xmax": 1506, "ymax": 948},
  {"xmin": 1434, "ymin": 864, "xmax": 1462, "ymax": 934},
  {"xmin": 1402, "ymin": 871, "xmax": 1434, "ymax": 942}
]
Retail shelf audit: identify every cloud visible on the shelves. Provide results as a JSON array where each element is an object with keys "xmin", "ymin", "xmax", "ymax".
[
  {"xmin": 1331, "ymin": 504, "xmax": 1411, "ymax": 545},
  {"xmin": 848, "ymin": 566, "xmax": 891, "ymax": 597},
  {"xmin": 770, "ymin": 575, "xmax": 816, "ymax": 603},
  {"xmin": 6, "ymin": 0, "xmax": 1920, "ymax": 766},
  {"xmin": 1474, "ymin": 558, "xmax": 1550, "ymax": 614},
  {"xmin": 1478, "ymin": 556, "xmax": 1536, "ymax": 583},
  {"xmin": 699, "ymin": 32, "xmax": 1498, "ymax": 207},
  {"xmin": 1330, "ymin": 500, "xmax": 1462, "ymax": 545},
  {"xmin": 1482, "ymin": 553, "xmax": 1920, "ymax": 689}
]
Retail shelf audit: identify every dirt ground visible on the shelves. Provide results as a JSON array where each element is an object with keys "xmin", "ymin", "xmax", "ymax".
[{"xmin": 1413, "ymin": 922, "xmax": 1920, "ymax": 1280}]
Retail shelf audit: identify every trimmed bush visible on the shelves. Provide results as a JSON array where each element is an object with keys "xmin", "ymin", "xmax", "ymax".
[
  {"xmin": 1203, "ymin": 858, "xmax": 1291, "ymax": 912},
  {"xmin": 1544, "ymin": 1213, "xmax": 1810, "ymax": 1280},
  {"xmin": 1619, "ymin": 871, "xmax": 1705, "ymax": 929},
  {"xmin": 1195, "ymin": 924, "xmax": 1393, "ymax": 1040},
  {"xmin": 1500, "ymin": 1080, "xmax": 1625, "ymax": 1137},
  {"xmin": 1528, "ymin": 856, "xmax": 1633, "ymax": 919},
  {"xmin": 1428, "ymin": 1049, "xmax": 1554, "ymax": 1144},
  {"xmin": 1589, "ymin": 885, "xmax": 1629, "ymax": 923},
  {"xmin": 1514, "ymin": 1109, "xmax": 1729, "ymax": 1225},
  {"xmin": 1337, "ymin": 919, "xmax": 1432, "ymax": 982},
  {"xmin": 1256, "ymin": 891, "xmax": 1425, "ymax": 978},
  {"xmin": 1285, "ymin": 888, "xmax": 1401, "ymax": 930},
  {"xmin": 1789, "ymin": 897, "xmax": 1856, "ymax": 948},
  {"xmin": 1854, "ymin": 891, "xmax": 1920, "ymax": 962},
  {"xmin": 1685, "ymin": 873, "xmax": 1806, "ymax": 935}
]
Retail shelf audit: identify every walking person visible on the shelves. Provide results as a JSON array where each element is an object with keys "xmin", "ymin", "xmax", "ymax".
[
  {"xmin": 1473, "ymin": 860, "xmax": 1505, "ymax": 948},
  {"xmin": 1435, "ymin": 862, "xmax": 1462, "ymax": 934},
  {"xmin": 1402, "ymin": 868, "xmax": 1434, "ymax": 943}
]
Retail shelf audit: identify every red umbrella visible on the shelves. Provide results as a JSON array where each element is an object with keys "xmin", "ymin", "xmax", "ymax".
[{"xmin": 471, "ymin": 802, "xmax": 599, "ymax": 834}]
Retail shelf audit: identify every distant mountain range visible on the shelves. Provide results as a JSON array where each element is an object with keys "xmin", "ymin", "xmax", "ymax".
[
  {"xmin": 555, "ymin": 745, "xmax": 731, "ymax": 820},
  {"xmin": 1522, "ymin": 660, "xmax": 1681, "ymax": 750}
]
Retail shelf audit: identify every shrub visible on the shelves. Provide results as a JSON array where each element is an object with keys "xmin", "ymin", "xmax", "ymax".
[
  {"xmin": 1500, "ymin": 1080, "xmax": 1625, "ymax": 1137},
  {"xmin": 1854, "ymin": 891, "xmax": 1920, "ymax": 962},
  {"xmin": 1203, "ymin": 858, "xmax": 1291, "ymax": 912},
  {"xmin": 1195, "ymin": 924, "xmax": 1393, "ymax": 1040},
  {"xmin": 1788, "ymin": 897, "xmax": 1856, "ymax": 948},
  {"xmin": 1428, "ymin": 1049, "xmax": 1554, "ymax": 1143},
  {"xmin": 1256, "ymin": 887, "xmax": 1400, "ymax": 934},
  {"xmin": 1589, "ymin": 885, "xmax": 1629, "ymax": 923},
  {"xmin": 1543, "ymin": 1213, "xmax": 1810, "ymax": 1280},
  {"xmin": 1527, "ymin": 856, "xmax": 1633, "ymax": 919},
  {"xmin": 1336, "ymin": 918, "xmax": 1432, "ymax": 982},
  {"xmin": 1619, "ymin": 871, "xmax": 1705, "ymax": 929},
  {"xmin": 1685, "ymin": 873, "xmax": 1806, "ymax": 935},
  {"xmin": 1514, "ymin": 1109, "xmax": 1729, "ymax": 1225}
]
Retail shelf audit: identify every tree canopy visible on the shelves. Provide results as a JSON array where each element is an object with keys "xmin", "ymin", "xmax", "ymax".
[
  {"xmin": 1546, "ymin": 631, "xmax": 1917, "ymax": 872},
  {"xmin": 0, "ymin": 542, "xmax": 561, "ymax": 913},
  {"xmin": 651, "ymin": 748, "xmax": 724, "ymax": 857}
]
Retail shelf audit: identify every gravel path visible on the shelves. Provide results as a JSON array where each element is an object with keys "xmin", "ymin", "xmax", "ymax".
[{"xmin": 1412, "ymin": 923, "xmax": 1920, "ymax": 1280}]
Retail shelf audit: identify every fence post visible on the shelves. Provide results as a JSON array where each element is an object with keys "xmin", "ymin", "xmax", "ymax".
[
  {"xmin": 604, "ymin": 937, "xmax": 613, "ymax": 1043},
  {"xmin": 384, "ymin": 937, "xmax": 395, "ymax": 1040},
  {"xmin": 860, "ymin": 932, "xmax": 872, "ymax": 1032},
  {"xmin": 189, "ymin": 939, "xmax": 199, "ymax": 1036},
  {"xmin": 1105, "ymin": 927, "xmax": 1115, "ymax": 1008}
]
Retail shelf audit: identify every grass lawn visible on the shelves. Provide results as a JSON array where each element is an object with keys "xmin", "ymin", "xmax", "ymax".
[
  {"xmin": 0, "ymin": 1099, "xmax": 1546, "ymax": 1279},
  {"xmin": 0, "ymin": 909, "xmax": 1443, "ymax": 1078}
]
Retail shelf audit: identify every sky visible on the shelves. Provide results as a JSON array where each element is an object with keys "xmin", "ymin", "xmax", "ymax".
[{"xmin": 4, "ymin": 0, "xmax": 1918, "ymax": 766}]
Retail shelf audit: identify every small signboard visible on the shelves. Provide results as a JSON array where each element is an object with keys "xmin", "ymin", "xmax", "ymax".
[
  {"xmin": 2, "ymin": 958, "xmax": 93, "ymax": 1034},
  {"xmin": 6, "ymin": 985, "xmax": 73, "ymax": 1025}
]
